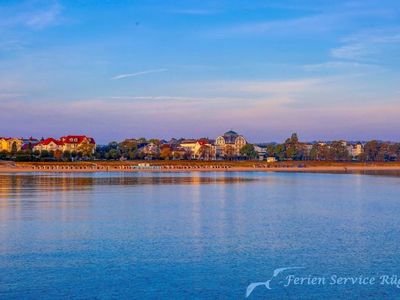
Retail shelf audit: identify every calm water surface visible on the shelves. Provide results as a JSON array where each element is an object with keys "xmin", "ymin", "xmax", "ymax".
[{"xmin": 1, "ymin": 172, "xmax": 400, "ymax": 299}]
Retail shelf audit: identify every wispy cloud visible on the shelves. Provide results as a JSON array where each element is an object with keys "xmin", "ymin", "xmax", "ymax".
[
  {"xmin": 111, "ymin": 68, "xmax": 167, "ymax": 80},
  {"xmin": 330, "ymin": 44, "xmax": 376, "ymax": 60},
  {"xmin": 303, "ymin": 61, "xmax": 377, "ymax": 71},
  {"xmin": 330, "ymin": 28, "xmax": 400, "ymax": 61},
  {"xmin": 0, "ymin": 1, "xmax": 63, "ymax": 30},
  {"xmin": 170, "ymin": 8, "xmax": 219, "ymax": 15},
  {"xmin": 22, "ymin": 2, "xmax": 63, "ymax": 30},
  {"xmin": 204, "ymin": 3, "xmax": 393, "ymax": 38}
]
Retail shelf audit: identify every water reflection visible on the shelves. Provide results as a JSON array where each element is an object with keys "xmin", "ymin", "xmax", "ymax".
[
  {"xmin": 1, "ymin": 172, "xmax": 400, "ymax": 299},
  {"xmin": 0, "ymin": 174, "xmax": 257, "ymax": 198}
]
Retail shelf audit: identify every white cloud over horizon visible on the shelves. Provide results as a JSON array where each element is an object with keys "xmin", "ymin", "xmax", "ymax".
[{"xmin": 111, "ymin": 69, "xmax": 168, "ymax": 80}]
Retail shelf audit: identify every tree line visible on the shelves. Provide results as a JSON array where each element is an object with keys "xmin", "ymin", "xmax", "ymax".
[{"xmin": 1, "ymin": 134, "xmax": 400, "ymax": 162}]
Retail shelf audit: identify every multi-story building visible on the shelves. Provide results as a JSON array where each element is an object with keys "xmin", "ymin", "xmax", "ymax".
[
  {"xmin": 138, "ymin": 142, "xmax": 160, "ymax": 158},
  {"xmin": 33, "ymin": 135, "xmax": 96, "ymax": 154},
  {"xmin": 215, "ymin": 130, "xmax": 247, "ymax": 158},
  {"xmin": 180, "ymin": 138, "xmax": 215, "ymax": 159},
  {"xmin": 0, "ymin": 137, "xmax": 23, "ymax": 152},
  {"xmin": 33, "ymin": 138, "xmax": 64, "ymax": 152},
  {"xmin": 351, "ymin": 143, "xmax": 363, "ymax": 158},
  {"xmin": 60, "ymin": 135, "xmax": 96, "ymax": 154}
]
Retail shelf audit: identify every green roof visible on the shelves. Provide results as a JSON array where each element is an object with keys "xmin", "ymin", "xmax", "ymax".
[{"xmin": 224, "ymin": 130, "xmax": 238, "ymax": 136}]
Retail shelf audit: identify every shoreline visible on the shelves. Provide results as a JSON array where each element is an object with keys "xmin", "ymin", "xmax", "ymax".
[{"xmin": 1, "ymin": 161, "xmax": 400, "ymax": 174}]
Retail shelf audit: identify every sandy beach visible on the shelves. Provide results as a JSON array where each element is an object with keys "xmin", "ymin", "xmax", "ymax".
[{"xmin": 1, "ymin": 161, "xmax": 400, "ymax": 174}]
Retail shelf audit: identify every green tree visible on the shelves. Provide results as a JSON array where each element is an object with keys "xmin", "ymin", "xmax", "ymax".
[
  {"xmin": 107, "ymin": 149, "xmax": 120, "ymax": 160},
  {"xmin": 240, "ymin": 144, "xmax": 258, "ymax": 159},
  {"xmin": 274, "ymin": 144, "xmax": 286, "ymax": 161},
  {"xmin": 329, "ymin": 141, "xmax": 350, "ymax": 161},
  {"xmin": 0, "ymin": 150, "xmax": 9, "ymax": 160},
  {"xmin": 62, "ymin": 150, "xmax": 71, "ymax": 161}
]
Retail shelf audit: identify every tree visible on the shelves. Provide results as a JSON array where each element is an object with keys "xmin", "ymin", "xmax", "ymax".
[
  {"xmin": 223, "ymin": 145, "xmax": 235, "ymax": 160},
  {"xmin": 329, "ymin": 141, "xmax": 350, "ymax": 161},
  {"xmin": 240, "ymin": 144, "xmax": 258, "ymax": 159},
  {"xmin": 107, "ymin": 149, "xmax": 120, "ymax": 160},
  {"xmin": 54, "ymin": 150, "xmax": 63, "ymax": 161},
  {"xmin": 284, "ymin": 133, "xmax": 300, "ymax": 160},
  {"xmin": 62, "ymin": 150, "xmax": 71, "ymax": 161},
  {"xmin": 77, "ymin": 142, "xmax": 95, "ymax": 157},
  {"xmin": 362, "ymin": 140, "xmax": 380, "ymax": 161},
  {"xmin": 40, "ymin": 150, "xmax": 50, "ymax": 158},
  {"xmin": 11, "ymin": 142, "xmax": 18, "ymax": 155},
  {"xmin": 0, "ymin": 150, "xmax": 9, "ymax": 160},
  {"xmin": 160, "ymin": 146, "xmax": 172, "ymax": 160},
  {"xmin": 148, "ymin": 138, "xmax": 161, "ymax": 146},
  {"xmin": 274, "ymin": 144, "xmax": 286, "ymax": 161},
  {"xmin": 119, "ymin": 139, "xmax": 138, "ymax": 159}
]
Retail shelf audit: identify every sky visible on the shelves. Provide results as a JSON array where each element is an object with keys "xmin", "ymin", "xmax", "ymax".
[{"xmin": 0, "ymin": 0, "xmax": 399, "ymax": 144}]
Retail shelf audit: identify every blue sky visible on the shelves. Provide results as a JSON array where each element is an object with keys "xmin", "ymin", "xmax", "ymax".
[{"xmin": 0, "ymin": 0, "xmax": 399, "ymax": 143}]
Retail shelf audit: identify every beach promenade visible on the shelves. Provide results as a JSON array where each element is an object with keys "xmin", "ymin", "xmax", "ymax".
[{"xmin": 1, "ymin": 161, "xmax": 400, "ymax": 174}]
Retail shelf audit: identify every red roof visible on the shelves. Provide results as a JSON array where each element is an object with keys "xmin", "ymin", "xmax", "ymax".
[
  {"xmin": 197, "ymin": 138, "xmax": 210, "ymax": 146},
  {"xmin": 36, "ymin": 138, "xmax": 64, "ymax": 146},
  {"xmin": 60, "ymin": 135, "xmax": 96, "ymax": 144}
]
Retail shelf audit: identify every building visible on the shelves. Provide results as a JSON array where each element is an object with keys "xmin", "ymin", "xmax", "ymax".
[
  {"xmin": 179, "ymin": 139, "xmax": 197, "ymax": 157},
  {"xmin": 60, "ymin": 135, "xmax": 96, "ymax": 154},
  {"xmin": 32, "ymin": 135, "xmax": 96, "ymax": 155},
  {"xmin": 138, "ymin": 142, "xmax": 160, "ymax": 158},
  {"xmin": 215, "ymin": 130, "xmax": 247, "ymax": 158},
  {"xmin": 179, "ymin": 138, "xmax": 215, "ymax": 159},
  {"xmin": 253, "ymin": 145, "xmax": 267, "ymax": 160},
  {"xmin": 21, "ymin": 137, "xmax": 39, "ymax": 151},
  {"xmin": 33, "ymin": 138, "xmax": 64, "ymax": 152},
  {"xmin": 0, "ymin": 137, "xmax": 23, "ymax": 153},
  {"xmin": 351, "ymin": 143, "xmax": 363, "ymax": 158}
]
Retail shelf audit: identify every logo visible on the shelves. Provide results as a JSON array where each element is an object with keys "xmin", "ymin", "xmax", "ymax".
[
  {"xmin": 246, "ymin": 267, "xmax": 400, "ymax": 298},
  {"xmin": 246, "ymin": 267, "xmax": 304, "ymax": 297}
]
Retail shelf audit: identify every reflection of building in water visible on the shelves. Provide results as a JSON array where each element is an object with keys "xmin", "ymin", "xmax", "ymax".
[{"xmin": 0, "ymin": 175, "xmax": 24, "ymax": 211}]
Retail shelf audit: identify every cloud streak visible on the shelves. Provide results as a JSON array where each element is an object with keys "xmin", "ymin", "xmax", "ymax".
[
  {"xmin": 0, "ymin": 1, "xmax": 63, "ymax": 30},
  {"xmin": 330, "ymin": 27, "xmax": 400, "ymax": 61},
  {"xmin": 111, "ymin": 69, "xmax": 167, "ymax": 80}
]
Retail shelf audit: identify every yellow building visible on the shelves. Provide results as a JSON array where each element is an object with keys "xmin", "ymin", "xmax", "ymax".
[
  {"xmin": 33, "ymin": 138, "xmax": 64, "ymax": 152},
  {"xmin": 59, "ymin": 135, "xmax": 96, "ymax": 154},
  {"xmin": 33, "ymin": 135, "xmax": 96, "ymax": 155},
  {"xmin": 180, "ymin": 139, "xmax": 214, "ymax": 159},
  {"xmin": 0, "ymin": 137, "xmax": 23, "ymax": 152}
]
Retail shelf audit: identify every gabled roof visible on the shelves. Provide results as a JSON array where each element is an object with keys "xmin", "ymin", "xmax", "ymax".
[
  {"xmin": 197, "ymin": 138, "xmax": 211, "ymax": 145},
  {"xmin": 36, "ymin": 138, "xmax": 64, "ymax": 146},
  {"xmin": 60, "ymin": 135, "xmax": 96, "ymax": 144}
]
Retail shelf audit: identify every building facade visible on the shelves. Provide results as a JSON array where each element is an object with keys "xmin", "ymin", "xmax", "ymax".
[
  {"xmin": 33, "ymin": 138, "xmax": 64, "ymax": 152},
  {"xmin": 0, "ymin": 137, "xmax": 23, "ymax": 152},
  {"xmin": 215, "ymin": 130, "xmax": 247, "ymax": 158},
  {"xmin": 180, "ymin": 138, "xmax": 215, "ymax": 159},
  {"xmin": 33, "ymin": 135, "xmax": 96, "ymax": 154},
  {"xmin": 60, "ymin": 135, "xmax": 96, "ymax": 154}
]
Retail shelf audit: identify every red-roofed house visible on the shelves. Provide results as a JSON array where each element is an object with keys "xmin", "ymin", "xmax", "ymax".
[
  {"xmin": 59, "ymin": 135, "xmax": 96, "ymax": 154},
  {"xmin": 180, "ymin": 138, "xmax": 215, "ymax": 159},
  {"xmin": 32, "ymin": 135, "xmax": 96, "ymax": 155},
  {"xmin": 33, "ymin": 138, "xmax": 64, "ymax": 152}
]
